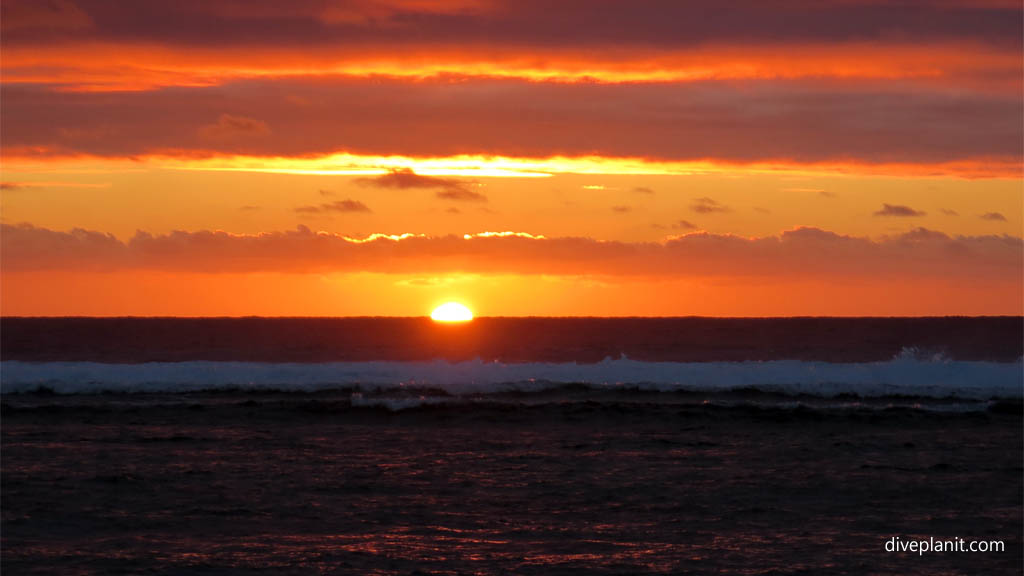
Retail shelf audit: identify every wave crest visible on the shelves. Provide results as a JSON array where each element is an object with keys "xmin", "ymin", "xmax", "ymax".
[{"xmin": 2, "ymin": 357, "xmax": 1020, "ymax": 400}]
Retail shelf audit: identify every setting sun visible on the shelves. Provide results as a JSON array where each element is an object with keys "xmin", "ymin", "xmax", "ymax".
[{"xmin": 431, "ymin": 302, "xmax": 474, "ymax": 322}]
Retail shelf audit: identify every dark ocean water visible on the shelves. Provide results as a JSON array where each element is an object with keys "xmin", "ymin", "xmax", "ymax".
[
  {"xmin": 4, "ymin": 316, "xmax": 1022, "ymax": 363},
  {"xmin": 2, "ymin": 317, "xmax": 1022, "ymax": 574}
]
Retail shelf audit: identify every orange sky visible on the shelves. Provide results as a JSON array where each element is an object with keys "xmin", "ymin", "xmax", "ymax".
[{"xmin": 1, "ymin": 0, "xmax": 1021, "ymax": 316}]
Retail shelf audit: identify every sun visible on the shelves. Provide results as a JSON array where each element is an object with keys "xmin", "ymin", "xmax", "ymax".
[{"xmin": 431, "ymin": 302, "xmax": 474, "ymax": 322}]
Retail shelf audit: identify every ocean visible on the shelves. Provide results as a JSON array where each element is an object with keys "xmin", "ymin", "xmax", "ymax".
[{"xmin": 2, "ymin": 317, "xmax": 1022, "ymax": 574}]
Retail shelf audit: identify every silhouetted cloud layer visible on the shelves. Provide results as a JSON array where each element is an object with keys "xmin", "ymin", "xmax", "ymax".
[{"xmin": 4, "ymin": 223, "xmax": 1020, "ymax": 284}]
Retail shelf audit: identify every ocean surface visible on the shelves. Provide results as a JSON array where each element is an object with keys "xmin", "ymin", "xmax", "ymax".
[{"xmin": 2, "ymin": 317, "xmax": 1022, "ymax": 574}]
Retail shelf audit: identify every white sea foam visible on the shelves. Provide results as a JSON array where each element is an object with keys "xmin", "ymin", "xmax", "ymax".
[{"xmin": 1, "ymin": 357, "xmax": 1020, "ymax": 399}]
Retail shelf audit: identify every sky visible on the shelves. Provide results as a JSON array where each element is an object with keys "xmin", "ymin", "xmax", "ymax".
[{"xmin": 1, "ymin": 0, "xmax": 1022, "ymax": 316}]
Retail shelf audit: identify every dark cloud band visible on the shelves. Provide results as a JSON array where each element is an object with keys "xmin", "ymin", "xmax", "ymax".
[
  {"xmin": 4, "ymin": 0, "xmax": 1020, "ymax": 48},
  {"xmin": 4, "ymin": 78, "xmax": 1020, "ymax": 166}
]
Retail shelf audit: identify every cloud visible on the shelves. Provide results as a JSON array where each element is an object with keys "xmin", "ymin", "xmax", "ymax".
[
  {"xmin": 354, "ymin": 168, "xmax": 458, "ymax": 190},
  {"xmin": 199, "ymin": 114, "xmax": 270, "ymax": 140},
  {"xmin": 446, "ymin": 207, "xmax": 461, "ymax": 214},
  {"xmin": 673, "ymin": 220, "xmax": 697, "ymax": 230},
  {"xmin": 238, "ymin": 205, "xmax": 261, "ymax": 212},
  {"xmin": 4, "ymin": 223, "xmax": 1020, "ymax": 287},
  {"xmin": 2, "ymin": 0, "xmax": 92, "ymax": 33},
  {"xmin": 874, "ymin": 203, "xmax": 926, "ymax": 217},
  {"xmin": 356, "ymin": 168, "xmax": 477, "ymax": 194},
  {"xmin": 295, "ymin": 199, "xmax": 371, "ymax": 214},
  {"xmin": 1, "ymin": 182, "xmax": 24, "ymax": 190},
  {"xmin": 632, "ymin": 187, "xmax": 655, "ymax": 195},
  {"xmin": 355, "ymin": 168, "xmax": 485, "ymax": 201},
  {"xmin": 940, "ymin": 208, "xmax": 959, "ymax": 216},
  {"xmin": 5, "ymin": 1, "xmax": 1019, "ymax": 53},
  {"xmin": 4, "ymin": 78, "xmax": 1020, "ymax": 174},
  {"xmin": 436, "ymin": 189, "xmax": 487, "ymax": 202},
  {"xmin": 690, "ymin": 197, "xmax": 731, "ymax": 214},
  {"xmin": 319, "ymin": 189, "xmax": 335, "ymax": 196},
  {"xmin": 611, "ymin": 205, "xmax": 632, "ymax": 213},
  {"xmin": 819, "ymin": 191, "xmax": 837, "ymax": 199},
  {"xmin": 980, "ymin": 212, "xmax": 1007, "ymax": 221},
  {"xmin": 754, "ymin": 207, "xmax": 772, "ymax": 214}
]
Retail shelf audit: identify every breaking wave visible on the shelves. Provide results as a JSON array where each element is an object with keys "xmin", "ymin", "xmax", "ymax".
[{"xmin": 2, "ymin": 356, "xmax": 1020, "ymax": 400}]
